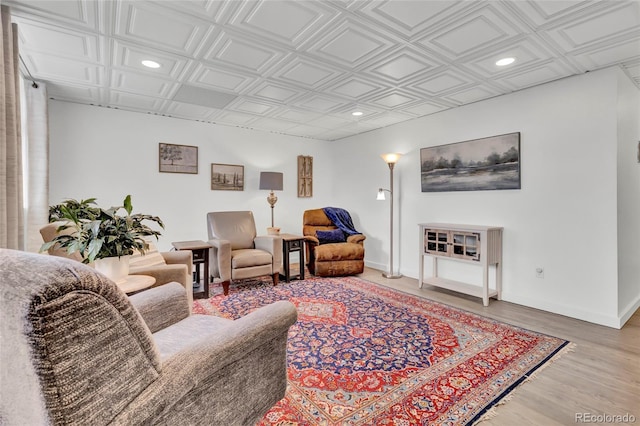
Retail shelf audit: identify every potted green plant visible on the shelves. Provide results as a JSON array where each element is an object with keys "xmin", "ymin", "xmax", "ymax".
[{"xmin": 41, "ymin": 195, "xmax": 164, "ymax": 282}]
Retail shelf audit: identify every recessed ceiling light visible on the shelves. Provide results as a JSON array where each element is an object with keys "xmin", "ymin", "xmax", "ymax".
[
  {"xmin": 495, "ymin": 57, "xmax": 515, "ymax": 66},
  {"xmin": 141, "ymin": 60, "xmax": 161, "ymax": 69},
  {"xmin": 352, "ymin": 111, "xmax": 363, "ymax": 116}
]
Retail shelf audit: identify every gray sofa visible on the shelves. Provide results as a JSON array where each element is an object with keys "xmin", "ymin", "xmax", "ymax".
[{"xmin": 0, "ymin": 249, "xmax": 297, "ymax": 425}]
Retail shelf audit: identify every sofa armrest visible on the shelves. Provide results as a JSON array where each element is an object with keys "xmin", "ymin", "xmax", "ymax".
[
  {"xmin": 128, "ymin": 282, "xmax": 191, "ymax": 333},
  {"xmin": 305, "ymin": 235, "xmax": 319, "ymax": 245},
  {"xmin": 209, "ymin": 238, "xmax": 231, "ymax": 281},
  {"xmin": 157, "ymin": 300, "xmax": 297, "ymax": 362},
  {"xmin": 347, "ymin": 234, "xmax": 366, "ymax": 244},
  {"xmin": 130, "ymin": 264, "xmax": 188, "ymax": 287},
  {"xmin": 255, "ymin": 235, "xmax": 282, "ymax": 270},
  {"xmin": 129, "ymin": 264, "xmax": 193, "ymax": 309},
  {"xmin": 161, "ymin": 251, "xmax": 193, "ymax": 275},
  {"xmin": 111, "ymin": 301, "xmax": 298, "ymax": 425}
]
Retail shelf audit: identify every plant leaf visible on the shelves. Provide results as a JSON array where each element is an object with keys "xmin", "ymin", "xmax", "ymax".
[{"xmin": 123, "ymin": 195, "xmax": 132, "ymax": 215}]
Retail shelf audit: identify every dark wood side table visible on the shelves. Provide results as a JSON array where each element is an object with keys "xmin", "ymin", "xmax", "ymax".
[
  {"xmin": 171, "ymin": 240, "xmax": 212, "ymax": 299},
  {"xmin": 279, "ymin": 233, "xmax": 305, "ymax": 283}
]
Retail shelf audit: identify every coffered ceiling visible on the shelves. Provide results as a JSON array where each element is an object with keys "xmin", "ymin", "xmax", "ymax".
[{"xmin": 6, "ymin": 0, "xmax": 640, "ymax": 141}]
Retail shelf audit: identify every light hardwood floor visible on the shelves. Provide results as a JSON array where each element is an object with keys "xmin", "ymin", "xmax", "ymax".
[{"xmin": 358, "ymin": 267, "xmax": 640, "ymax": 426}]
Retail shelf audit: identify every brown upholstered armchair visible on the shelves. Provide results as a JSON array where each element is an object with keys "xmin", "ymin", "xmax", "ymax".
[
  {"xmin": 303, "ymin": 208, "xmax": 366, "ymax": 277},
  {"xmin": 207, "ymin": 211, "xmax": 282, "ymax": 295},
  {"xmin": 0, "ymin": 249, "xmax": 297, "ymax": 425}
]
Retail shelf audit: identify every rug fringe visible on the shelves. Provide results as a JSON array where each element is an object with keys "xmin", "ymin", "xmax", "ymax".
[{"xmin": 474, "ymin": 342, "xmax": 576, "ymax": 425}]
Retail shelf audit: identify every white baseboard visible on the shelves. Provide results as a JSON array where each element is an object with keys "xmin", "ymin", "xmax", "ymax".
[
  {"xmin": 364, "ymin": 260, "xmax": 387, "ymax": 271},
  {"xmin": 502, "ymin": 292, "xmax": 621, "ymax": 329},
  {"xmin": 365, "ymin": 262, "xmax": 636, "ymax": 329},
  {"xmin": 618, "ymin": 295, "xmax": 640, "ymax": 328}
]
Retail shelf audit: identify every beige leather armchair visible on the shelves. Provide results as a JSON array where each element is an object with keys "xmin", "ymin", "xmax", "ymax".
[
  {"xmin": 128, "ymin": 243, "xmax": 194, "ymax": 306},
  {"xmin": 40, "ymin": 223, "xmax": 193, "ymax": 305},
  {"xmin": 207, "ymin": 211, "xmax": 282, "ymax": 295},
  {"xmin": 1, "ymin": 249, "xmax": 297, "ymax": 425}
]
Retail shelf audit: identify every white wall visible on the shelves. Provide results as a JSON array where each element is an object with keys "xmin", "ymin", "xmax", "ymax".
[
  {"xmin": 330, "ymin": 67, "xmax": 631, "ymax": 328},
  {"xmin": 616, "ymin": 68, "xmax": 640, "ymax": 326},
  {"xmin": 48, "ymin": 67, "xmax": 639, "ymax": 328},
  {"xmin": 48, "ymin": 102, "xmax": 334, "ymax": 252}
]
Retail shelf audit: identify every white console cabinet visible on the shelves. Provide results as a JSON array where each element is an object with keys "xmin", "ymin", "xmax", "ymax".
[{"xmin": 418, "ymin": 223, "xmax": 503, "ymax": 306}]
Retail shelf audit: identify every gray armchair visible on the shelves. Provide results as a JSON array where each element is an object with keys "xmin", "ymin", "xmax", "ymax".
[
  {"xmin": 0, "ymin": 249, "xmax": 297, "ymax": 425},
  {"xmin": 207, "ymin": 211, "xmax": 282, "ymax": 295}
]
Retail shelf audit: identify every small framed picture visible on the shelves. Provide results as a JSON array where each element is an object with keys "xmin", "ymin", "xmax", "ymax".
[
  {"xmin": 159, "ymin": 143, "xmax": 198, "ymax": 174},
  {"xmin": 211, "ymin": 163, "xmax": 244, "ymax": 191}
]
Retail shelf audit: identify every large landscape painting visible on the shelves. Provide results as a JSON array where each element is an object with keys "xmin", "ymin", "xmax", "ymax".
[{"xmin": 421, "ymin": 132, "xmax": 521, "ymax": 192}]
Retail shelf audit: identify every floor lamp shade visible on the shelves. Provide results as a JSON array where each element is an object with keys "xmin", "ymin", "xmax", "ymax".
[{"xmin": 259, "ymin": 172, "xmax": 283, "ymax": 229}]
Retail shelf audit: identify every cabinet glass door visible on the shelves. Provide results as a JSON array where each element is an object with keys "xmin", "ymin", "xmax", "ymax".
[
  {"xmin": 450, "ymin": 232, "xmax": 480, "ymax": 261},
  {"xmin": 437, "ymin": 232, "xmax": 448, "ymax": 253},
  {"xmin": 425, "ymin": 231, "xmax": 437, "ymax": 253},
  {"xmin": 424, "ymin": 229, "xmax": 449, "ymax": 255},
  {"xmin": 452, "ymin": 233, "xmax": 465, "ymax": 256},
  {"xmin": 465, "ymin": 235, "xmax": 478, "ymax": 258}
]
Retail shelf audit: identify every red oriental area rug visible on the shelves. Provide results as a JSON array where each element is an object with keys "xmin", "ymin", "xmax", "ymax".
[{"xmin": 193, "ymin": 276, "xmax": 571, "ymax": 425}]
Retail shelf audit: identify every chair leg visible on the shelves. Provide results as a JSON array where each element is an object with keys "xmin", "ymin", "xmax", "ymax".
[
  {"xmin": 272, "ymin": 273, "xmax": 279, "ymax": 286},
  {"xmin": 306, "ymin": 244, "xmax": 317, "ymax": 275},
  {"xmin": 222, "ymin": 280, "xmax": 230, "ymax": 296}
]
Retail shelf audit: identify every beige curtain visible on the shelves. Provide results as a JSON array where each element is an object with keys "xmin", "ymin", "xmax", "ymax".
[
  {"xmin": 1, "ymin": 5, "xmax": 24, "ymax": 250},
  {"xmin": 24, "ymin": 80, "xmax": 49, "ymax": 252}
]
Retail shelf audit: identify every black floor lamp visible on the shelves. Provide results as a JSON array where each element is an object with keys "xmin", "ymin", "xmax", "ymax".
[{"xmin": 377, "ymin": 153, "xmax": 402, "ymax": 279}]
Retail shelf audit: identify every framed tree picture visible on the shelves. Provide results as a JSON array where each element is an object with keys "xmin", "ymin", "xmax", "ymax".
[
  {"xmin": 159, "ymin": 143, "xmax": 198, "ymax": 174},
  {"xmin": 211, "ymin": 163, "xmax": 244, "ymax": 191}
]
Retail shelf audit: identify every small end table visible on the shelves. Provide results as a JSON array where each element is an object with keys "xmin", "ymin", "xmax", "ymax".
[
  {"xmin": 172, "ymin": 240, "xmax": 213, "ymax": 299},
  {"xmin": 279, "ymin": 233, "xmax": 305, "ymax": 282},
  {"xmin": 119, "ymin": 275, "xmax": 155, "ymax": 295}
]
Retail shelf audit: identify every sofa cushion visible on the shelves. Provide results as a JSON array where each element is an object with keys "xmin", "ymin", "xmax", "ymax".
[
  {"xmin": 316, "ymin": 229, "xmax": 346, "ymax": 244},
  {"xmin": 315, "ymin": 242, "xmax": 364, "ymax": 261},
  {"xmin": 231, "ymin": 249, "xmax": 273, "ymax": 269},
  {"xmin": 129, "ymin": 242, "xmax": 166, "ymax": 268}
]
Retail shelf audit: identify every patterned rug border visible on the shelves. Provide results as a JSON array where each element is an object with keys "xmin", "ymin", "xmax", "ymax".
[
  {"xmin": 322, "ymin": 276, "xmax": 576, "ymax": 425},
  {"xmin": 472, "ymin": 340, "xmax": 575, "ymax": 424},
  {"xmin": 351, "ymin": 276, "xmax": 568, "ymax": 338},
  {"xmin": 201, "ymin": 275, "xmax": 574, "ymax": 425}
]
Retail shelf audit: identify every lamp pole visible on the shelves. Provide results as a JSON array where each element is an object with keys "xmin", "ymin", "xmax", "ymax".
[
  {"xmin": 259, "ymin": 171, "xmax": 283, "ymax": 231},
  {"xmin": 266, "ymin": 190, "xmax": 277, "ymax": 227},
  {"xmin": 381, "ymin": 153, "xmax": 402, "ymax": 279}
]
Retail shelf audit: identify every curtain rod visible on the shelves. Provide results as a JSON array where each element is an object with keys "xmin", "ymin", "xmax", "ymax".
[{"xmin": 18, "ymin": 54, "xmax": 38, "ymax": 88}]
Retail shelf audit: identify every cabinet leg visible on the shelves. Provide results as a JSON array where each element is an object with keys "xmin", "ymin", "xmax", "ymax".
[
  {"xmin": 483, "ymin": 266, "xmax": 489, "ymax": 306},
  {"xmin": 433, "ymin": 257, "xmax": 438, "ymax": 278},
  {"xmin": 496, "ymin": 262, "xmax": 502, "ymax": 300}
]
